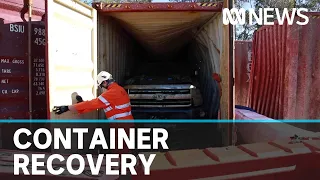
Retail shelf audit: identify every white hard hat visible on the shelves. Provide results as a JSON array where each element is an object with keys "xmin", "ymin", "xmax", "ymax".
[{"xmin": 97, "ymin": 71, "xmax": 113, "ymax": 86}]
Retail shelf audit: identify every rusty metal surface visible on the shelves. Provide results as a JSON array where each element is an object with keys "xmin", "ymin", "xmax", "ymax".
[
  {"xmin": 0, "ymin": 0, "xmax": 46, "ymax": 151},
  {"xmin": 235, "ymin": 41, "xmax": 252, "ymax": 106},
  {"xmin": 249, "ymin": 13, "xmax": 320, "ymax": 120},
  {"xmin": 0, "ymin": 0, "xmax": 45, "ymax": 119}
]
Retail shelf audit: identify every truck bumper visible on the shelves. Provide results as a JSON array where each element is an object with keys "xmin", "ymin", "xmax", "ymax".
[{"xmin": 131, "ymin": 107, "xmax": 204, "ymax": 119}]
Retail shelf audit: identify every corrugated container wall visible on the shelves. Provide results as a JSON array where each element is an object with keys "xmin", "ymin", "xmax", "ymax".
[
  {"xmin": 0, "ymin": 0, "xmax": 47, "ymax": 150},
  {"xmin": 96, "ymin": 6, "xmax": 225, "ymax": 120},
  {"xmin": 97, "ymin": 17, "xmax": 135, "ymax": 85},
  {"xmin": 234, "ymin": 41, "xmax": 252, "ymax": 106},
  {"xmin": 95, "ymin": 3, "xmax": 231, "ymax": 145},
  {"xmin": 95, "ymin": 4, "xmax": 227, "ymax": 121},
  {"xmin": 1, "ymin": 0, "xmax": 232, "ymax": 150},
  {"xmin": 249, "ymin": 13, "xmax": 320, "ymax": 123},
  {"xmin": 187, "ymin": 15, "xmax": 223, "ymax": 119},
  {"xmin": 0, "ymin": 0, "xmax": 46, "ymax": 119},
  {"xmin": 97, "ymin": 16, "xmax": 139, "ymax": 118}
]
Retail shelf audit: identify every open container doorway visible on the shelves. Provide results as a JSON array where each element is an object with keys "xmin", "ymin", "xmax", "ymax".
[{"xmin": 46, "ymin": 0, "xmax": 233, "ymax": 151}]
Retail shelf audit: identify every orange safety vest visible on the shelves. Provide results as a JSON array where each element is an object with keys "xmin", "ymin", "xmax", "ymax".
[
  {"xmin": 98, "ymin": 83, "xmax": 133, "ymax": 120},
  {"xmin": 74, "ymin": 82, "xmax": 134, "ymax": 154},
  {"xmin": 74, "ymin": 82, "xmax": 134, "ymax": 120}
]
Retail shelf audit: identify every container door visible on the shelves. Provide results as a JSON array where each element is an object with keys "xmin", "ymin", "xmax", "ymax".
[{"xmin": 46, "ymin": 0, "xmax": 97, "ymax": 119}]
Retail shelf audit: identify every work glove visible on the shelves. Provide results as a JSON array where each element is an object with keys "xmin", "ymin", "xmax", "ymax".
[
  {"xmin": 52, "ymin": 106, "xmax": 69, "ymax": 115},
  {"xmin": 76, "ymin": 95, "xmax": 83, "ymax": 103}
]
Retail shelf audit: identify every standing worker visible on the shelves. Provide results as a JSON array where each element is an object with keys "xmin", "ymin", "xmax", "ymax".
[{"xmin": 52, "ymin": 71, "xmax": 135, "ymax": 160}]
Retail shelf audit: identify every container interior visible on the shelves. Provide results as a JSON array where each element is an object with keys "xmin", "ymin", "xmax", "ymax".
[
  {"xmin": 95, "ymin": 11, "xmax": 224, "ymax": 150},
  {"xmin": 0, "ymin": 0, "xmax": 227, "ymax": 151},
  {"xmin": 98, "ymin": 11, "xmax": 223, "ymax": 120}
]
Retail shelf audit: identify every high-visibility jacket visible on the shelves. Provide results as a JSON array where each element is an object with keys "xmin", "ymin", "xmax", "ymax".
[
  {"xmin": 74, "ymin": 82, "xmax": 134, "ymax": 154},
  {"xmin": 74, "ymin": 82, "xmax": 133, "ymax": 120}
]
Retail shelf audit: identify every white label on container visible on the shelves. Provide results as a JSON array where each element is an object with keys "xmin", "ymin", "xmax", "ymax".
[
  {"xmin": 0, "ymin": 59, "xmax": 9, "ymax": 63},
  {"xmin": 0, "ymin": 89, "xmax": 21, "ymax": 95},
  {"xmin": 12, "ymin": 59, "xmax": 25, "ymax": 64},
  {"xmin": 1, "ymin": 69, "xmax": 11, "ymax": 74},
  {"xmin": 34, "ymin": 38, "xmax": 46, "ymax": 46},
  {"xmin": 33, "ymin": 58, "xmax": 46, "ymax": 96},
  {"xmin": 1, "ymin": 79, "xmax": 9, "ymax": 84},
  {"xmin": 9, "ymin": 24, "xmax": 25, "ymax": 33},
  {"xmin": 34, "ymin": 27, "xmax": 45, "ymax": 37}
]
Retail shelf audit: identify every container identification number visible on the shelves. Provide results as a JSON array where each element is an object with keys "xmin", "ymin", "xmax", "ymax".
[
  {"xmin": 34, "ymin": 28, "xmax": 45, "ymax": 36},
  {"xmin": 34, "ymin": 38, "xmax": 45, "ymax": 46},
  {"xmin": 10, "ymin": 24, "xmax": 24, "ymax": 34},
  {"xmin": 34, "ymin": 28, "xmax": 46, "ymax": 46}
]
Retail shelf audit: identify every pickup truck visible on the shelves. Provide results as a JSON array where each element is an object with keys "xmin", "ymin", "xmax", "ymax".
[
  {"xmin": 123, "ymin": 75, "xmax": 213, "ymax": 150},
  {"xmin": 123, "ymin": 75, "xmax": 205, "ymax": 119}
]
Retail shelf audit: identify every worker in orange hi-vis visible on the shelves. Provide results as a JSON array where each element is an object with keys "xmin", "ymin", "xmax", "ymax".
[{"xmin": 52, "ymin": 71, "xmax": 135, "ymax": 157}]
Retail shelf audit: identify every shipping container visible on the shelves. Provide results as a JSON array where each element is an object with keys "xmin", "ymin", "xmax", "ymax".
[
  {"xmin": 45, "ymin": 0, "xmax": 233, "ymax": 150},
  {"xmin": 248, "ymin": 12, "xmax": 320, "ymax": 125},
  {"xmin": 45, "ymin": 0, "xmax": 232, "ymax": 119},
  {"xmin": 0, "ymin": 0, "xmax": 47, "ymax": 150},
  {"xmin": 0, "ymin": 0, "xmax": 46, "ymax": 119},
  {"xmin": 235, "ymin": 40, "xmax": 252, "ymax": 106},
  {"xmin": 0, "ymin": 0, "xmax": 233, "ymax": 151}
]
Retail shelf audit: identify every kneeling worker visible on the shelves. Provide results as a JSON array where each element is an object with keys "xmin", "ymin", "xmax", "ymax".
[
  {"xmin": 53, "ymin": 71, "xmax": 134, "ymax": 155},
  {"xmin": 53, "ymin": 71, "xmax": 133, "ymax": 120}
]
